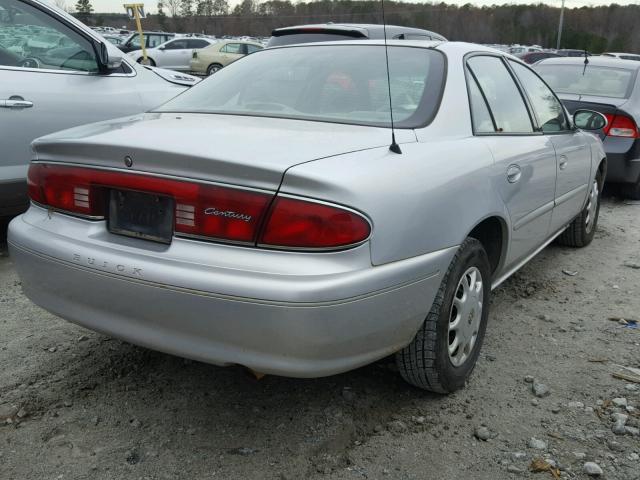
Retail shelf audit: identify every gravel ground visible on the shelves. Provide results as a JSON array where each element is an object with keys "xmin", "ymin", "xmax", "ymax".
[{"xmin": 1, "ymin": 196, "xmax": 639, "ymax": 480}]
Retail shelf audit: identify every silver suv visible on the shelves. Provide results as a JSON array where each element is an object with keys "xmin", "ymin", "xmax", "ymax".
[{"xmin": 0, "ymin": 0, "xmax": 198, "ymax": 217}]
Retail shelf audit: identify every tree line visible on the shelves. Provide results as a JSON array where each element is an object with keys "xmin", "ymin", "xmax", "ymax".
[{"xmin": 78, "ymin": 0, "xmax": 640, "ymax": 53}]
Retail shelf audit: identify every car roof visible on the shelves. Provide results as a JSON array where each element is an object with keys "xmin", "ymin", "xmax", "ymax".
[
  {"xmin": 536, "ymin": 56, "xmax": 640, "ymax": 70},
  {"xmin": 271, "ymin": 23, "xmax": 447, "ymax": 41}
]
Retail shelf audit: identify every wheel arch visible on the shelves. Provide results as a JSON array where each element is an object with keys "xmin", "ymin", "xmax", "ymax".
[{"xmin": 465, "ymin": 215, "xmax": 509, "ymax": 276}]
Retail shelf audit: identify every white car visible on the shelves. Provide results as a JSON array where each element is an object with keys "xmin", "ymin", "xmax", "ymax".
[
  {"xmin": 128, "ymin": 37, "xmax": 217, "ymax": 71},
  {"xmin": 0, "ymin": 0, "xmax": 200, "ymax": 217}
]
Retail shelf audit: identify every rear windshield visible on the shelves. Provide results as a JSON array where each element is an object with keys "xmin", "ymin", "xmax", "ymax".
[
  {"xmin": 536, "ymin": 64, "xmax": 636, "ymax": 98},
  {"xmin": 157, "ymin": 45, "xmax": 445, "ymax": 128},
  {"xmin": 267, "ymin": 33, "xmax": 365, "ymax": 47}
]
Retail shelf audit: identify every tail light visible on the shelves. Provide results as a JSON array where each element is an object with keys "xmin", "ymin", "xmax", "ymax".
[
  {"xmin": 27, "ymin": 163, "xmax": 371, "ymax": 250},
  {"xmin": 259, "ymin": 197, "xmax": 371, "ymax": 249},
  {"xmin": 604, "ymin": 113, "xmax": 639, "ymax": 138}
]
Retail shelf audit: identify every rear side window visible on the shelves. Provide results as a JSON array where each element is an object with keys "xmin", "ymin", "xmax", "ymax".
[
  {"xmin": 467, "ymin": 74, "xmax": 495, "ymax": 133},
  {"xmin": 221, "ymin": 43, "xmax": 242, "ymax": 54},
  {"xmin": 247, "ymin": 44, "xmax": 262, "ymax": 54},
  {"xmin": 467, "ymin": 56, "xmax": 534, "ymax": 133},
  {"xmin": 148, "ymin": 35, "xmax": 165, "ymax": 48}
]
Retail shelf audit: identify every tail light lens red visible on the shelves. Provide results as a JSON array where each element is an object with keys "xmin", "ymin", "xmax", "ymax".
[
  {"xmin": 27, "ymin": 163, "xmax": 371, "ymax": 250},
  {"xmin": 603, "ymin": 113, "xmax": 639, "ymax": 138},
  {"xmin": 259, "ymin": 197, "xmax": 371, "ymax": 249}
]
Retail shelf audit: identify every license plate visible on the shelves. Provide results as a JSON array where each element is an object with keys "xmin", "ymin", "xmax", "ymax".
[{"xmin": 108, "ymin": 190, "xmax": 174, "ymax": 244}]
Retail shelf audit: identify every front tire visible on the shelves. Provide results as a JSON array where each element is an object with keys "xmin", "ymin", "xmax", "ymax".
[
  {"xmin": 396, "ymin": 238, "xmax": 491, "ymax": 393},
  {"xmin": 557, "ymin": 169, "xmax": 602, "ymax": 247}
]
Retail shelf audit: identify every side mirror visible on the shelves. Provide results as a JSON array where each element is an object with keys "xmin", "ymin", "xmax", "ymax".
[
  {"xmin": 96, "ymin": 41, "xmax": 123, "ymax": 71},
  {"xmin": 158, "ymin": 46, "xmax": 166, "ymax": 51},
  {"xmin": 573, "ymin": 109, "xmax": 607, "ymax": 131}
]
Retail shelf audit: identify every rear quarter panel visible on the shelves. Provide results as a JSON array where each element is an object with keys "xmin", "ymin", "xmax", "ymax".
[{"xmin": 280, "ymin": 138, "xmax": 509, "ymax": 266}]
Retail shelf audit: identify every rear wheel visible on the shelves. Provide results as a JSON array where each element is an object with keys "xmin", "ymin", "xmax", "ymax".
[
  {"xmin": 207, "ymin": 63, "xmax": 223, "ymax": 76},
  {"xmin": 557, "ymin": 170, "xmax": 602, "ymax": 247},
  {"xmin": 396, "ymin": 238, "xmax": 491, "ymax": 393}
]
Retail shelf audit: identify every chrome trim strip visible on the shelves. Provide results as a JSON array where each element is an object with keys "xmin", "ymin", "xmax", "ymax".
[
  {"xmin": 30, "ymin": 200, "xmax": 105, "ymax": 221},
  {"xmin": 512, "ymin": 200, "xmax": 554, "ymax": 231},
  {"xmin": 491, "ymin": 225, "xmax": 567, "ymax": 290},
  {"xmin": 0, "ymin": 61, "xmax": 137, "ymax": 77}
]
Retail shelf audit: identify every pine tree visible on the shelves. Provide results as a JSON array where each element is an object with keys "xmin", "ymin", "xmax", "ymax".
[
  {"xmin": 74, "ymin": 0, "xmax": 93, "ymax": 24},
  {"xmin": 75, "ymin": 0, "xmax": 93, "ymax": 14}
]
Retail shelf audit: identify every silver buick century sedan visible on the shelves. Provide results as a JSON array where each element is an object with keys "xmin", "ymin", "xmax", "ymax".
[{"xmin": 8, "ymin": 41, "xmax": 607, "ymax": 393}]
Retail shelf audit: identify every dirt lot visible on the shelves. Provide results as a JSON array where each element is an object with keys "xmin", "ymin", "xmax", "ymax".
[{"xmin": 1, "ymin": 196, "xmax": 639, "ymax": 480}]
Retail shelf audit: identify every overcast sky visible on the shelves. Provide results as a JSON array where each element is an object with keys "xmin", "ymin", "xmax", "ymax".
[{"xmin": 56, "ymin": 0, "xmax": 640, "ymax": 14}]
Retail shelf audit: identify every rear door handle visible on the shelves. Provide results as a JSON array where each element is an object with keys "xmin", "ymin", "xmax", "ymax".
[
  {"xmin": 1, "ymin": 97, "xmax": 34, "ymax": 109},
  {"xmin": 559, "ymin": 155, "xmax": 568, "ymax": 170},
  {"xmin": 506, "ymin": 164, "xmax": 522, "ymax": 183}
]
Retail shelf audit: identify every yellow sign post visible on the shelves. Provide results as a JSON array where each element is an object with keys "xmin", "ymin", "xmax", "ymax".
[{"xmin": 124, "ymin": 3, "xmax": 147, "ymax": 63}]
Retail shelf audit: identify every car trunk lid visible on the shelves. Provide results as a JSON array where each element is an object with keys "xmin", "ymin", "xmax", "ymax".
[
  {"xmin": 558, "ymin": 94, "xmax": 630, "ymax": 140},
  {"xmin": 32, "ymin": 112, "xmax": 416, "ymax": 192}
]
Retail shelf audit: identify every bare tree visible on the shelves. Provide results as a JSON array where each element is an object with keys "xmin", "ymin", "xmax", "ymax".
[
  {"xmin": 165, "ymin": 0, "xmax": 181, "ymax": 17},
  {"xmin": 53, "ymin": 0, "xmax": 69, "ymax": 11}
]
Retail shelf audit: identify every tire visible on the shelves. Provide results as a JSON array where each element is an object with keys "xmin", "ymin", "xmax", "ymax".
[
  {"xmin": 137, "ymin": 57, "xmax": 156, "ymax": 67},
  {"xmin": 396, "ymin": 238, "xmax": 491, "ymax": 393},
  {"xmin": 207, "ymin": 63, "xmax": 223, "ymax": 76},
  {"xmin": 621, "ymin": 179, "xmax": 640, "ymax": 200},
  {"xmin": 556, "ymin": 169, "xmax": 602, "ymax": 247}
]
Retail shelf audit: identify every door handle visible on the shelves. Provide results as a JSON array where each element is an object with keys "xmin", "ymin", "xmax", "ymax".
[
  {"xmin": 559, "ymin": 155, "xmax": 568, "ymax": 170},
  {"xmin": 1, "ymin": 97, "xmax": 34, "ymax": 109},
  {"xmin": 506, "ymin": 164, "xmax": 522, "ymax": 183}
]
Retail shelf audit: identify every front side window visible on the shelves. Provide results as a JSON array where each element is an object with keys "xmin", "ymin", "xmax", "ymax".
[
  {"xmin": 246, "ymin": 44, "xmax": 262, "ymax": 54},
  {"xmin": 0, "ymin": 0, "xmax": 98, "ymax": 72},
  {"xmin": 467, "ymin": 56, "xmax": 533, "ymax": 133},
  {"xmin": 509, "ymin": 60, "xmax": 569, "ymax": 133},
  {"xmin": 156, "ymin": 45, "xmax": 446, "ymax": 129},
  {"xmin": 164, "ymin": 39, "xmax": 188, "ymax": 50},
  {"xmin": 189, "ymin": 39, "xmax": 210, "ymax": 49},
  {"xmin": 535, "ymin": 63, "xmax": 635, "ymax": 99}
]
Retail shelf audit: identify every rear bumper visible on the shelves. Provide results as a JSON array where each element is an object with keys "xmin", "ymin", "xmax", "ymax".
[
  {"xmin": 603, "ymin": 138, "xmax": 640, "ymax": 184},
  {"xmin": 8, "ymin": 206, "xmax": 455, "ymax": 377},
  {"xmin": 0, "ymin": 178, "xmax": 28, "ymax": 217}
]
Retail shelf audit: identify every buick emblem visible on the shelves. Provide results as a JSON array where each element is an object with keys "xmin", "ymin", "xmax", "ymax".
[{"xmin": 124, "ymin": 155, "xmax": 133, "ymax": 168}]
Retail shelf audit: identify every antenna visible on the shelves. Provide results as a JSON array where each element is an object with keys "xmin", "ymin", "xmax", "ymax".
[
  {"xmin": 381, "ymin": 0, "xmax": 402, "ymax": 154},
  {"xmin": 582, "ymin": 49, "xmax": 589, "ymax": 75}
]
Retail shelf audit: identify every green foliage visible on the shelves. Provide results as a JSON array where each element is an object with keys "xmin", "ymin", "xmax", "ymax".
[{"xmin": 74, "ymin": 0, "xmax": 92, "ymax": 15}]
